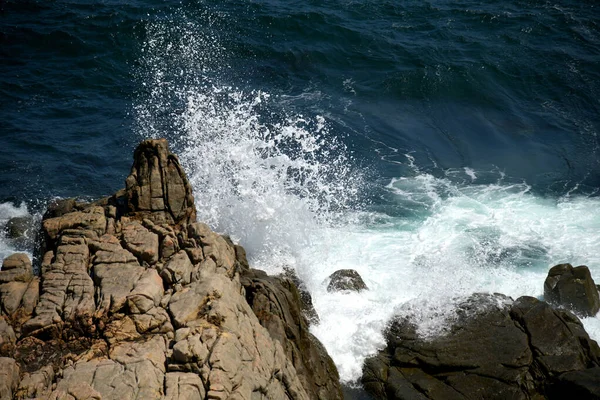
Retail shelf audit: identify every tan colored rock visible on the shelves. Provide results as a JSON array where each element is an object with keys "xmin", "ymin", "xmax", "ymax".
[
  {"xmin": 122, "ymin": 221, "xmax": 159, "ymax": 264},
  {"xmin": 24, "ymin": 243, "xmax": 94, "ymax": 338},
  {"xmin": 0, "ymin": 357, "xmax": 20, "ymax": 400},
  {"xmin": 127, "ymin": 269, "xmax": 164, "ymax": 314},
  {"xmin": 0, "ymin": 253, "xmax": 33, "ymax": 283},
  {"xmin": 93, "ymin": 262, "xmax": 144, "ymax": 315},
  {"xmin": 51, "ymin": 336, "xmax": 167, "ymax": 400},
  {"xmin": 164, "ymin": 372, "xmax": 205, "ymax": 400},
  {"xmin": 125, "ymin": 139, "xmax": 196, "ymax": 226},
  {"xmin": 168, "ymin": 271, "xmax": 310, "ymax": 399},
  {"xmin": 15, "ymin": 364, "xmax": 54, "ymax": 400},
  {"xmin": 188, "ymin": 223, "xmax": 236, "ymax": 275},
  {"xmin": 43, "ymin": 207, "xmax": 106, "ymax": 242},
  {"xmin": 160, "ymin": 250, "xmax": 193, "ymax": 286},
  {"xmin": 0, "ymin": 319, "xmax": 15, "ymax": 356}
]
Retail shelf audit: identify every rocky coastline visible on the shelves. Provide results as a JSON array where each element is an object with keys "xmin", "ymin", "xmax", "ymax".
[{"xmin": 1, "ymin": 139, "xmax": 599, "ymax": 399}]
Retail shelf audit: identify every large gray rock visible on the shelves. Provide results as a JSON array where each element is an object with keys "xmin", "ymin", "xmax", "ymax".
[
  {"xmin": 544, "ymin": 263, "xmax": 600, "ymax": 317},
  {"xmin": 362, "ymin": 294, "xmax": 600, "ymax": 400}
]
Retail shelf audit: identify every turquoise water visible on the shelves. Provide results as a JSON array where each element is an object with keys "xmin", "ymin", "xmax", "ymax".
[{"xmin": 2, "ymin": 0, "xmax": 600, "ymax": 384}]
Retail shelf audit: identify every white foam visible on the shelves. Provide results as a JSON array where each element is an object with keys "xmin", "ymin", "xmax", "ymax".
[{"xmin": 134, "ymin": 13, "xmax": 600, "ymax": 384}]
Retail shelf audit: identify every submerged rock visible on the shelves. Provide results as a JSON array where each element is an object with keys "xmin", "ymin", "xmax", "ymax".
[
  {"xmin": 327, "ymin": 268, "xmax": 368, "ymax": 292},
  {"xmin": 362, "ymin": 293, "xmax": 600, "ymax": 400},
  {"xmin": 544, "ymin": 263, "xmax": 600, "ymax": 317}
]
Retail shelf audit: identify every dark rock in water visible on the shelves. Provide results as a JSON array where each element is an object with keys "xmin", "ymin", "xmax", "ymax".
[
  {"xmin": 552, "ymin": 367, "xmax": 600, "ymax": 400},
  {"xmin": 362, "ymin": 293, "xmax": 600, "ymax": 400},
  {"xmin": 327, "ymin": 269, "xmax": 368, "ymax": 292},
  {"xmin": 43, "ymin": 198, "xmax": 76, "ymax": 219},
  {"xmin": 242, "ymin": 268, "xmax": 343, "ymax": 400},
  {"xmin": 544, "ymin": 263, "xmax": 600, "ymax": 317},
  {"xmin": 4, "ymin": 216, "xmax": 33, "ymax": 240}
]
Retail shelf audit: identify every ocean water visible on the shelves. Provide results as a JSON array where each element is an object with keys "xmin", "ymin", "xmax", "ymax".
[{"xmin": 2, "ymin": 0, "xmax": 600, "ymax": 386}]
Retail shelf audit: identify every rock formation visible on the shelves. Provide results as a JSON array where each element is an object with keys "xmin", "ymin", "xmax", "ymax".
[
  {"xmin": 327, "ymin": 269, "xmax": 368, "ymax": 293},
  {"xmin": 544, "ymin": 263, "xmax": 600, "ymax": 317},
  {"xmin": 362, "ymin": 293, "xmax": 600, "ymax": 399},
  {"xmin": 0, "ymin": 139, "xmax": 342, "ymax": 400}
]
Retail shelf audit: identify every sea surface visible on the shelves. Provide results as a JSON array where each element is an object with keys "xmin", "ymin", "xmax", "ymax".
[{"xmin": 2, "ymin": 0, "xmax": 600, "ymax": 388}]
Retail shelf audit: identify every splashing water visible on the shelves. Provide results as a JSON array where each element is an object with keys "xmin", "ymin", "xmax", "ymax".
[{"xmin": 134, "ymin": 11, "xmax": 600, "ymax": 383}]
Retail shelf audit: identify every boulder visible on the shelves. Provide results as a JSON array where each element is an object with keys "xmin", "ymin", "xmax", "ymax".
[
  {"xmin": 4, "ymin": 216, "xmax": 36, "ymax": 248},
  {"xmin": 0, "ymin": 253, "xmax": 33, "ymax": 283},
  {"xmin": 0, "ymin": 254, "xmax": 39, "ymax": 329},
  {"xmin": 327, "ymin": 269, "xmax": 368, "ymax": 292},
  {"xmin": 544, "ymin": 264, "xmax": 600, "ymax": 316},
  {"xmin": 362, "ymin": 293, "xmax": 600, "ymax": 400}
]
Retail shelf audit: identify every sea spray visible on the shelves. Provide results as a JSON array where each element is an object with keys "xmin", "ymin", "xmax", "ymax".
[{"xmin": 133, "ymin": 8, "xmax": 600, "ymax": 383}]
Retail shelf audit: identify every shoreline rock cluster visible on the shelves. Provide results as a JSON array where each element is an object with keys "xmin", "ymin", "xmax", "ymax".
[
  {"xmin": 2, "ymin": 138, "xmax": 600, "ymax": 400},
  {"xmin": 0, "ymin": 139, "xmax": 342, "ymax": 400}
]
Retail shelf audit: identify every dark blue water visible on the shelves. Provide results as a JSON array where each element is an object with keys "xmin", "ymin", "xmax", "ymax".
[{"xmin": 2, "ymin": 0, "xmax": 600, "ymax": 387}]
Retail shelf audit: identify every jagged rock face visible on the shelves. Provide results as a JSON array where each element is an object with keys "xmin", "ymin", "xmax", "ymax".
[
  {"xmin": 327, "ymin": 268, "xmax": 368, "ymax": 292},
  {"xmin": 242, "ymin": 268, "xmax": 343, "ymax": 400},
  {"xmin": 125, "ymin": 138, "xmax": 196, "ymax": 226},
  {"xmin": 544, "ymin": 263, "xmax": 600, "ymax": 317},
  {"xmin": 0, "ymin": 139, "xmax": 338, "ymax": 400},
  {"xmin": 362, "ymin": 293, "xmax": 600, "ymax": 400}
]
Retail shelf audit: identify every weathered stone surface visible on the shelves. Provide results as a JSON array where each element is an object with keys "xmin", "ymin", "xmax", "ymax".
[
  {"xmin": 242, "ymin": 268, "xmax": 342, "ymax": 400},
  {"xmin": 544, "ymin": 263, "xmax": 600, "ymax": 316},
  {"xmin": 160, "ymin": 250, "xmax": 193, "ymax": 286},
  {"xmin": 15, "ymin": 364, "xmax": 54, "ymax": 400},
  {"xmin": 327, "ymin": 269, "xmax": 368, "ymax": 292},
  {"xmin": 50, "ymin": 335, "xmax": 167, "ymax": 400},
  {"xmin": 553, "ymin": 367, "xmax": 600, "ymax": 399},
  {"xmin": 122, "ymin": 221, "xmax": 159, "ymax": 264},
  {"xmin": 125, "ymin": 138, "xmax": 196, "ymax": 226},
  {"xmin": 165, "ymin": 372, "xmax": 205, "ymax": 400},
  {"xmin": 23, "ymin": 243, "xmax": 94, "ymax": 338},
  {"xmin": 0, "ymin": 357, "xmax": 20, "ymax": 400},
  {"xmin": 0, "ymin": 318, "xmax": 16, "ymax": 356},
  {"xmin": 43, "ymin": 207, "xmax": 106, "ymax": 243},
  {"xmin": 0, "ymin": 253, "xmax": 33, "ymax": 283},
  {"xmin": 362, "ymin": 294, "xmax": 600, "ymax": 400},
  {"xmin": 187, "ymin": 223, "xmax": 237, "ymax": 275}
]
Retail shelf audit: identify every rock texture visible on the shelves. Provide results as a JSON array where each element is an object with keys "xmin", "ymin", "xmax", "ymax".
[
  {"xmin": 242, "ymin": 268, "xmax": 342, "ymax": 400},
  {"xmin": 544, "ymin": 263, "xmax": 600, "ymax": 317},
  {"xmin": 362, "ymin": 293, "xmax": 600, "ymax": 400},
  {"xmin": 327, "ymin": 269, "xmax": 368, "ymax": 292},
  {"xmin": 0, "ymin": 139, "xmax": 340, "ymax": 400}
]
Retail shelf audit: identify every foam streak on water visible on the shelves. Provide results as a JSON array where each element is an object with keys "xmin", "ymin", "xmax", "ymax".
[{"xmin": 134, "ymin": 10, "xmax": 600, "ymax": 384}]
